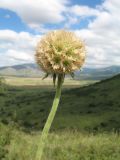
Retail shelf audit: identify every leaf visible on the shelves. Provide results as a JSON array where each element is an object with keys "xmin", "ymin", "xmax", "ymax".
[
  {"xmin": 62, "ymin": 73, "xmax": 65, "ymax": 84},
  {"xmin": 42, "ymin": 73, "xmax": 49, "ymax": 80},
  {"xmin": 53, "ymin": 73, "xmax": 57, "ymax": 86},
  {"xmin": 70, "ymin": 72, "xmax": 74, "ymax": 79}
]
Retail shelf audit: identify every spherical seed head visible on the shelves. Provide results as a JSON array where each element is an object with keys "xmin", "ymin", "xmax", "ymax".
[{"xmin": 35, "ymin": 30, "xmax": 86, "ymax": 74}]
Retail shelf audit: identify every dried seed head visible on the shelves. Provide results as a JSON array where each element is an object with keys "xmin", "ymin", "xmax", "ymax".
[{"xmin": 35, "ymin": 30, "xmax": 86, "ymax": 74}]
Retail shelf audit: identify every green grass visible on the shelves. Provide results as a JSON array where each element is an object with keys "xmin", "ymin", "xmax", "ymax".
[
  {"xmin": 0, "ymin": 74, "xmax": 120, "ymax": 132},
  {"xmin": 0, "ymin": 123, "xmax": 120, "ymax": 160},
  {"xmin": 0, "ymin": 74, "xmax": 120, "ymax": 159}
]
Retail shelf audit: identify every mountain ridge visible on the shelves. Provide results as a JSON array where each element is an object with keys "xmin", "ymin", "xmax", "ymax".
[{"xmin": 0, "ymin": 63, "xmax": 120, "ymax": 80}]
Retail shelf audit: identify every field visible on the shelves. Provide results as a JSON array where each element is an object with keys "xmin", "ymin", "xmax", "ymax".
[
  {"xmin": 0, "ymin": 75, "xmax": 120, "ymax": 159},
  {"xmin": 1, "ymin": 123, "xmax": 120, "ymax": 160},
  {"xmin": 4, "ymin": 76, "xmax": 97, "ymax": 87}
]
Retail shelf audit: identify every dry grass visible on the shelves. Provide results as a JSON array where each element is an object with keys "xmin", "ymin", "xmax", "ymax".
[
  {"xmin": 4, "ymin": 76, "xmax": 97, "ymax": 87},
  {"xmin": 1, "ymin": 124, "xmax": 120, "ymax": 160}
]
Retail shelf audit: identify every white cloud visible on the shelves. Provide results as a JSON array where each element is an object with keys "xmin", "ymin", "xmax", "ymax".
[
  {"xmin": 74, "ymin": 0, "xmax": 120, "ymax": 68},
  {"xmin": 70, "ymin": 5, "xmax": 100, "ymax": 17},
  {"xmin": 0, "ymin": 0, "xmax": 68, "ymax": 30},
  {"xmin": 0, "ymin": 0, "xmax": 120, "ymax": 68},
  {"xmin": 0, "ymin": 30, "xmax": 41, "ymax": 66},
  {"xmin": 6, "ymin": 50, "xmax": 33, "ymax": 62},
  {"xmin": 64, "ymin": 4, "xmax": 101, "ymax": 29},
  {"xmin": 64, "ymin": 16, "xmax": 79, "ymax": 29}
]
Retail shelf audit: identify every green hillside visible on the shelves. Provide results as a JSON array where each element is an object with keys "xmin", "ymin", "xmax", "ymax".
[{"xmin": 0, "ymin": 74, "xmax": 120, "ymax": 132}]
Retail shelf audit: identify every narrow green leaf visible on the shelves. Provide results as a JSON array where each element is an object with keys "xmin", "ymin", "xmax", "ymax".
[
  {"xmin": 53, "ymin": 73, "xmax": 57, "ymax": 86},
  {"xmin": 70, "ymin": 72, "xmax": 74, "ymax": 79},
  {"xmin": 42, "ymin": 73, "xmax": 49, "ymax": 80}
]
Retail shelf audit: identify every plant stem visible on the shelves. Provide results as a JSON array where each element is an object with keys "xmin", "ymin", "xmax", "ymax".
[{"xmin": 35, "ymin": 75, "xmax": 63, "ymax": 160}]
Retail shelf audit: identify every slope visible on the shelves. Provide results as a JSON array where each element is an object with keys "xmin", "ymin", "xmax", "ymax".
[{"xmin": 0, "ymin": 74, "xmax": 120, "ymax": 132}]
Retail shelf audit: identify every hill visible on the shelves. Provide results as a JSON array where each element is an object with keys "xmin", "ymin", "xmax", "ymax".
[
  {"xmin": 75, "ymin": 65, "xmax": 120, "ymax": 80},
  {"xmin": 0, "ymin": 63, "xmax": 120, "ymax": 79},
  {"xmin": 0, "ymin": 74, "xmax": 120, "ymax": 132},
  {"xmin": 0, "ymin": 63, "xmax": 44, "ymax": 77}
]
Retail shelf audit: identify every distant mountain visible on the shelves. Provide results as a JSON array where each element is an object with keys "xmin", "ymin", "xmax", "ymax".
[
  {"xmin": 0, "ymin": 63, "xmax": 44, "ymax": 77},
  {"xmin": 0, "ymin": 63, "xmax": 120, "ymax": 80},
  {"xmin": 0, "ymin": 63, "xmax": 37, "ymax": 70},
  {"xmin": 75, "ymin": 65, "xmax": 120, "ymax": 80}
]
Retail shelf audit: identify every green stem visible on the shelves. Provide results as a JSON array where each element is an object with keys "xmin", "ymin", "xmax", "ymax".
[{"xmin": 35, "ymin": 75, "xmax": 63, "ymax": 160}]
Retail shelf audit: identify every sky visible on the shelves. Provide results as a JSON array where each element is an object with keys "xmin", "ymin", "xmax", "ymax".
[{"xmin": 0, "ymin": 0, "xmax": 120, "ymax": 68}]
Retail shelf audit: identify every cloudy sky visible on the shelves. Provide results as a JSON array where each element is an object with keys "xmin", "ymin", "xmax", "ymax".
[{"xmin": 0, "ymin": 0, "xmax": 120, "ymax": 68}]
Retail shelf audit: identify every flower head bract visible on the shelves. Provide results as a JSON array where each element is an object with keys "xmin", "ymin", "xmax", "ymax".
[{"xmin": 35, "ymin": 30, "xmax": 85, "ymax": 75}]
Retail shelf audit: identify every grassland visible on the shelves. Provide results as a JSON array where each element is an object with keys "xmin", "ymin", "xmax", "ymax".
[
  {"xmin": 1, "ymin": 123, "xmax": 120, "ymax": 160},
  {"xmin": 0, "ymin": 75, "xmax": 120, "ymax": 159},
  {"xmin": 0, "ymin": 75, "xmax": 120, "ymax": 132},
  {"xmin": 4, "ymin": 76, "xmax": 97, "ymax": 87}
]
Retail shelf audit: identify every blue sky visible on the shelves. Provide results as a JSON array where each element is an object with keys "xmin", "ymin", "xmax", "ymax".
[
  {"xmin": 0, "ymin": 0, "xmax": 102, "ymax": 33},
  {"xmin": 0, "ymin": 0, "xmax": 120, "ymax": 68},
  {"xmin": 0, "ymin": 8, "xmax": 35, "ymax": 33},
  {"xmin": 70, "ymin": 0, "xmax": 103, "ymax": 7}
]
